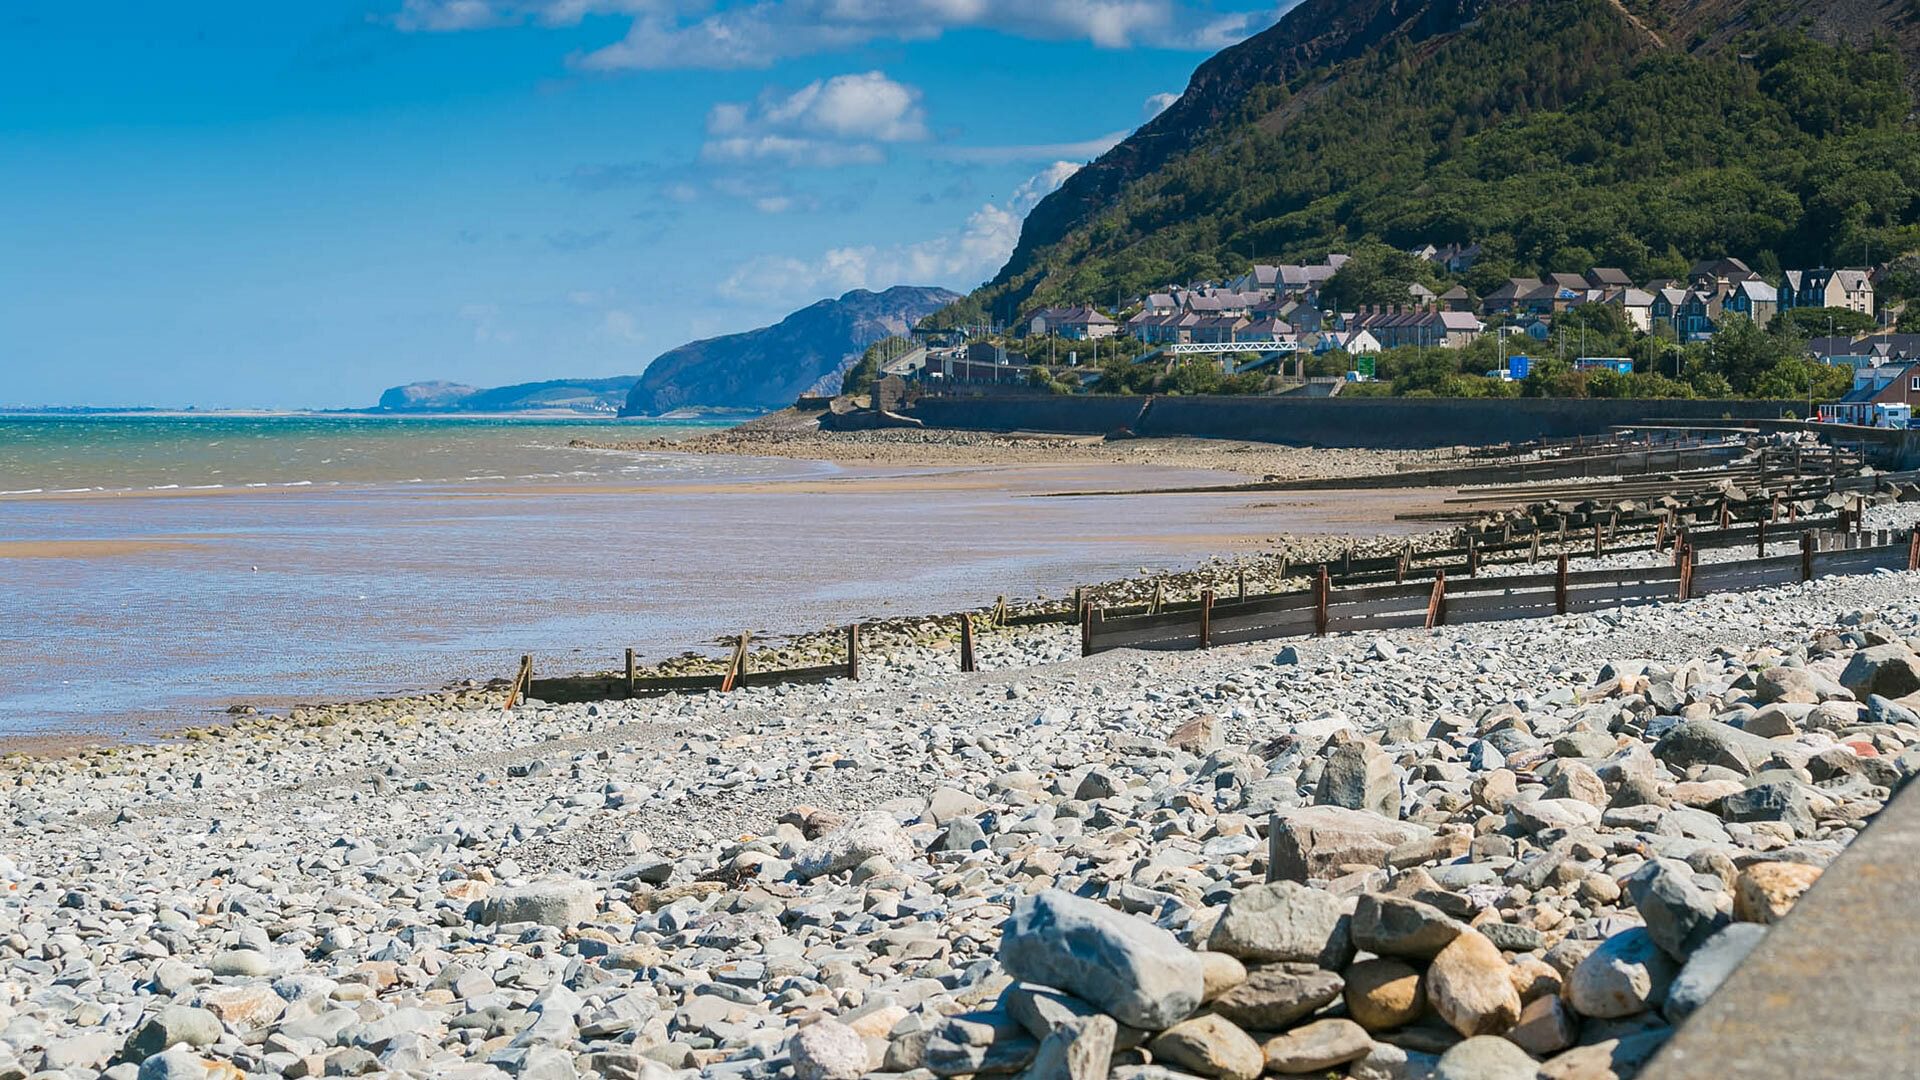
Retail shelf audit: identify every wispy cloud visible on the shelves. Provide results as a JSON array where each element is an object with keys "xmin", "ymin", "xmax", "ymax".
[
  {"xmin": 718, "ymin": 160, "xmax": 1081, "ymax": 304},
  {"xmin": 388, "ymin": 1, "xmax": 1282, "ymax": 68},
  {"xmin": 930, "ymin": 131, "xmax": 1129, "ymax": 165},
  {"xmin": 1142, "ymin": 91, "xmax": 1181, "ymax": 119}
]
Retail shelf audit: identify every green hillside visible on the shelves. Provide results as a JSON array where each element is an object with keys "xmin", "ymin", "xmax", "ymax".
[{"xmin": 971, "ymin": 0, "xmax": 1920, "ymax": 315}]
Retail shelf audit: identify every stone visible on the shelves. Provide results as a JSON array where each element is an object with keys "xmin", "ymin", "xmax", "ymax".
[
  {"xmin": 1627, "ymin": 858, "xmax": 1730, "ymax": 962},
  {"xmin": 1150, "ymin": 1015, "xmax": 1264, "ymax": 1080},
  {"xmin": 1260, "ymin": 1018, "xmax": 1373, "ymax": 1075},
  {"xmin": 1426, "ymin": 931, "xmax": 1522, "ymax": 1037},
  {"xmin": 795, "ymin": 812, "xmax": 915, "ymax": 880},
  {"xmin": 1719, "ymin": 780, "xmax": 1815, "ymax": 838},
  {"xmin": 1433, "ymin": 1035, "xmax": 1538, "ymax": 1080},
  {"xmin": 1206, "ymin": 882, "xmax": 1353, "ymax": 968},
  {"xmin": 208, "ymin": 949, "xmax": 271, "ymax": 977},
  {"xmin": 1199, "ymin": 952, "xmax": 1247, "ymax": 1001},
  {"xmin": 1545, "ymin": 761, "xmax": 1608, "ymax": 807},
  {"xmin": 926, "ymin": 787, "xmax": 986, "ymax": 824},
  {"xmin": 1473, "ymin": 770, "xmax": 1519, "ymax": 813},
  {"xmin": 136, "ymin": 1050, "xmax": 215, "ymax": 1080},
  {"xmin": 925, "ymin": 1012, "xmax": 1038, "ymax": 1077},
  {"xmin": 1344, "ymin": 958, "xmax": 1425, "ymax": 1032},
  {"xmin": 789, "ymin": 1020, "xmax": 869, "ymax": 1080},
  {"xmin": 1755, "ymin": 666, "xmax": 1818, "ymax": 705},
  {"xmin": 1268, "ymin": 806, "xmax": 1429, "ymax": 882},
  {"xmin": 1652, "ymin": 720, "xmax": 1785, "ymax": 777},
  {"xmin": 1507, "ymin": 798, "xmax": 1603, "ymax": 834},
  {"xmin": 1024, "ymin": 1014, "xmax": 1116, "ymax": 1080},
  {"xmin": 1168, "ymin": 713, "xmax": 1224, "ymax": 753},
  {"xmin": 476, "ymin": 880, "xmax": 596, "ymax": 928},
  {"xmin": 1504, "ymin": 994, "xmax": 1577, "ymax": 1056},
  {"xmin": 122, "ymin": 1006, "xmax": 222, "ymax": 1063},
  {"xmin": 1665, "ymin": 923, "xmax": 1767, "ymax": 1024},
  {"xmin": 1074, "ymin": 768, "xmax": 1124, "ymax": 801},
  {"xmin": 1479, "ymin": 922, "xmax": 1546, "ymax": 954},
  {"xmin": 1839, "ymin": 644, "xmax": 1920, "ymax": 700},
  {"xmin": 1316, "ymin": 740, "xmax": 1401, "ymax": 818},
  {"xmin": 1733, "ymin": 861, "xmax": 1823, "ymax": 923},
  {"xmin": 1351, "ymin": 1042, "xmax": 1442, "ymax": 1080},
  {"xmin": 196, "ymin": 985, "xmax": 286, "ymax": 1030},
  {"xmin": 1211, "ymin": 963, "xmax": 1344, "ymax": 1030},
  {"xmin": 1741, "ymin": 705, "xmax": 1800, "ymax": 738},
  {"xmin": 1566, "ymin": 929, "xmax": 1677, "ymax": 1019},
  {"xmin": 1352, "ymin": 894, "xmax": 1466, "ymax": 961},
  {"xmin": 999, "ymin": 889, "xmax": 1205, "ymax": 1031},
  {"xmin": 1535, "ymin": 1030, "xmax": 1671, "ymax": 1080}
]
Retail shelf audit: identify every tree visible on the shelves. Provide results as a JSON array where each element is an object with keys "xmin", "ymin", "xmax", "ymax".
[{"xmin": 1772, "ymin": 306, "xmax": 1878, "ymax": 339}]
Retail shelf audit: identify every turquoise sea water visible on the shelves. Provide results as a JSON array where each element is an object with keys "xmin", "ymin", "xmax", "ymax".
[{"xmin": 0, "ymin": 414, "xmax": 1409, "ymax": 740}]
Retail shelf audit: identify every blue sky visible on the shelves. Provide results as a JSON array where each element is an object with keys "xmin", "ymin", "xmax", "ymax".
[{"xmin": 2, "ymin": 1, "xmax": 1292, "ymax": 408}]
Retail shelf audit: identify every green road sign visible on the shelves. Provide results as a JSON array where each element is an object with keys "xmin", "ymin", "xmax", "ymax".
[{"xmin": 1354, "ymin": 356, "xmax": 1376, "ymax": 379}]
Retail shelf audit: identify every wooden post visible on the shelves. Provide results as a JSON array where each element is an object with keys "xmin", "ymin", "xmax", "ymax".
[
  {"xmin": 504, "ymin": 654, "xmax": 532, "ymax": 712},
  {"xmin": 1396, "ymin": 552, "xmax": 1407, "ymax": 583},
  {"xmin": 1237, "ymin": 568, "xmax": 1247, "ymax": 602},
  {"xmin": 1071, "ymin": 586, "xmax": 1082, "ymax": 615},
  {"xmin": 625, "ymin": 648, "xmax": 637, "ymax": 698},
  {"xmin": 1655, "ymin": 517, "xmax": 1667, "ymax": 553},
  {"xmin": 1150, "ymin": 579, "xmax": 1164, "ymax": 615},
  {"xmin": 992, "ymin": 595, "xmax": 1008, "ymax": 627},
  {"xmin": 1466, "ymin": 537, "xmax": 1478, "ymax": 577},
  {"xmin": 1199, "ymin": 589, "xmax": 1214, "ymax": 648},
  {"xmin": 1719, "ymin": 500, "xmax": 1730, "ymax": 529},
  {"xmin": 1756, "ymin": 516, "xmax": 1766, "ymax": 558},
  {"xmin": 1529, "ymin": 530, "xmax": 1540, "ymax": 564},
  {"xmin": 1424, "ymin": 571, "xmax": 1447, "ymax": 629},
  {"xmin": 958, "ymin": 615, "xmax": 976, "ymax": 673},
  {"xmin": 1908, "ymin": 529, "xmax": 1919, "ymax": 572},
  {"xmin": 1678, "ymin": 544, "xmax": 1694, "ymax": 601},
  {"xmin": 1080, "ymin": 603, "xmax": 1094, "ymax": 657},
  {"xmin": 1314, "ymin": 567, "xmax": 1330, "ymax": 637},
  {"xmin": 1801, "ymin": 531, "xmax": 1816, "ymax": 582},
  {"xmin": 846, "ymin": 623, "xmax": 861, "ymax": 681},
  {"xmin": 1555, "ymin": 555, "xmax": 1569, "ymax": 615},
  {"xmin": 1558, "ymin": 515, "xmax": 1568, "ymax": 545},
  {"xmin": 720, "ymin": 634, "xmax": 750, "ymax": 693},
  {"xmin": 1593, "ymin": 523, "xmax": 1603, "ymax": 558}
]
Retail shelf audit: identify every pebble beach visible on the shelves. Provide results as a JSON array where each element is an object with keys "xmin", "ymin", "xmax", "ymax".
[{"xmin": 6, "ymin": 495, "xmax": 1920, "ymax": 1080}]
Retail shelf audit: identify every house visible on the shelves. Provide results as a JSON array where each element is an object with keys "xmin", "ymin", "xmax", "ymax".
[
  {"xmin": 1780, "ymin": 268, "xmax": 1876, "ymax": 316},
  {"xmin": 1586, "ymin": 268, "xmax": 1634, "ymax": 290},
  {"xmin": 1314, "ymin": 329, "xmax": 1381, "ymax": 355},
  {"xmin": 1413, "ymin": 242, "xmax": 1482, "ymax": 274},
  {"xmin": 1821, "ymin": 362, "xmax": 1920, "ymax": 424},
  {"xmin": 1677, "ymin": 289, "xmax": 1722, "ymax": 341},
  {"xmin": 1407, "ymin": 282, "xmax": 1437, "ymax": 304},
  {"xmin": 1029, "ymin": 305, "xmax": 1117, "ymax": 340},
  {"xmin": 1440, "ymin": 285, "xmax": 1476, "ymax": 312},
  {"xmin": 1235, "ymin": 318, "xmax": 1295, "ymax": 345},
  {"xmin": 1141, "ymin": 292, "xmax": 1179, "ymax": 315},
  {"xmin": 1482, "ymin": 278, "xmax": 1554, "ymax": 316},
  {"xmin": 923, "ymin": 345, "xmax": 1031, "ymax": 385},
  {"xmin": 1350, "ymin": 305, "xmax": 1484, "ymax": 349},
  {"xmin": 1724, "ymin": 279, "xmax": 1779, "ymax": 328},
  {"xmin": 1689, "ymin": 257, "xmax": 1760, "ymax": 292},
  {"xmin": 1190, "ymin": 315, "xmax": 1250, "ymax": 344},
  {"xmin": 1650, "ymin": 287, "xmax": 1689, "ymax": 337},
  {"xmin": 1129, "ymin": 311, "xmax": 1199, "ymax": 345},
  {"xmin": 1614, "ymin": 288, "xmax": 1654, "ymax": 333},
  {"xmin": 1229, "ymin": 256, "xmax": 1347, "ymax": 300},
  {"xmin": 1809, "ymin": 333, "xmax": 1920, "ymax": 368}
]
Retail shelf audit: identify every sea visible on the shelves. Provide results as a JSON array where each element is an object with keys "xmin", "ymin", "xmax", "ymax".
[{"xmin": 0, "ymin": 414, "xmax": 1409, "ymax": 741}]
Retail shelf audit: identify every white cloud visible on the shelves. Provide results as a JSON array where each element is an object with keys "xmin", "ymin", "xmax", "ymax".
[
  {"xmin": 719, "ymin": 160, "xmax": 1079, "ymax": 302},
  {"xmin": 700, "ymin": 72, "xmax": 926, "ymax": 167},
  {"xmin": 390, "ymin": 1, "xmax": 1282, "ymax": 68},
  {"xmin": 600, "ymin": 309, "xmax": 645, "ymax": 343},
  {"xmin": 1143, "ymin": 91, "xmax": 1180, "ymax": 119}
]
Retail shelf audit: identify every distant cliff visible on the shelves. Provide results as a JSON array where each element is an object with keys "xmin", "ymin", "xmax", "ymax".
[
  {"xmin": 376, "ymin": 377, "xmax": 638, "ymax": 414},
  {"xmin": 621, "ymin": 286, "xmax": 960, "ymax": 416}
]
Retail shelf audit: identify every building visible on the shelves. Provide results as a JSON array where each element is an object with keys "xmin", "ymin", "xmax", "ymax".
[
  {"xmin": 1724, "ymin": 279, "xmax": 1779, "ymax": 328},
  {"xmin": 1689, "ymin": 257, "xmax": 1761, "ymax": 292},
  {"xmin": 1615, "ymin": 288, "xmax": 1654, "ymax": 333},
  {"xmin": 922, "ymin": 344, "xmax": 1031, "ymax": 385},
  {"xmin": 1028, "ymin": 305, "xmax": 1117, "ymax": 340},
  {"xmin": 1781, "ymin": 268, "xmax": 1876, "ymax": 316},
  {"xmin": 1821, "ymin": 362, "xmax": 1920, "ymax": 424}
]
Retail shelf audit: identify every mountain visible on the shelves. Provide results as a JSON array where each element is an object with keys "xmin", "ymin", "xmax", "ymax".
[
  {"xmin": 976, "ymin": 0, "xmax": 1920, "ymax": 314},
  {"xmin": 376, "ymin": 376, "xmax": 638, "ymax": 414},
  {"xmin": 620, "ymin": 286, "xmax": 960, "ymax": 416}
]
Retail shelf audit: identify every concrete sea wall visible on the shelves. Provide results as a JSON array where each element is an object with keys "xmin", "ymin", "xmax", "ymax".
[{"xmin": 907, "ymin": 394, "xmax": 1808, "ymax": 449}]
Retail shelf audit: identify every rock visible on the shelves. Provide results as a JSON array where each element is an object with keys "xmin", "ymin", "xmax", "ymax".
[
  {"xmin": 1566, "ymin": 929, "xmax": 1677, "ymax": 1019},
  {"xmin": 136, "ymin": 1050, "xmax": 215, "ymax": 1080},
  {"xmin": 1211, "ymin": 963, "xmax": 1344, "ymax": 1030},
  {"xmin": 1206, "ymin": 882, "xmax": 1353, "ymax": 968},
  {"xmin": 1351, "ymin": 1042, "xmax": 1442, "ymax": 1080},
  {"xmin": 795, "ymin": 812, "xmax": 914, "ymax": 880},
  {"xmin": 789, "ymin": 1020, "xmax": 869, "ymax": 1080},
  {"xmin": 925, "ymin": 1012, "xmax": 1038, "ymax": 1077},
  {"xmin": 1545, "ymin": 761, "xmax": 1608, "ymax": 806},
  {"xmin": 1150, "ymin": 1015, "xmax": 1265, "ymax": 1080},
  {"xmin": 208, "ymin": 949, "xmax": 271, "ymax": 977},
  {"xmin": 1344, "ymin": 958, "xmax": 1425, "ymax": 1032},
  {"xmin": 196, "ymin": 984, "xmax": 286, "ymax": 1029},
  {"xmin": 1535, "ymin": 1030, "xmax": 1671, "ymax": 1080},
  {"xmin": 477, "ymin": 880, "xmax": 597, "ymax": 928},
  {"xmin": 1755, "ymin": 666, "xmax": 1818, "ymax": 704},
  {"xmin": 1839, "ymin": 643, "xmax": 1920, "ymax": 699},
  {"xmin": 1719, "ymin": 780, "xmax": 1815, "ymax": 838},
  {"xmin": 1508, "ymin": 798, "xmax": 1603, "ymax": 834},
  {"xmin": 1733, "ymin": 861, "xmax": 1823, "ymax": 923},
  {"xmin": 1665, "ymin": 923, "xmax": 1767, "ymax": 1024},
  {"xmin": 926, "ymin": 787, "xmax": 986, "ymax": 824},
  {"xmin": 1433, "ymin": 1035, "xmax": 1538, "ymax": 1080},
  {"xmin": 1168, "ymin": 714, "xmax": 1224, "ymax": 753},
  {"xmin": 1505, "ymin": 994, "xmax": 1577, "ymax": 1056},
  {"xmin": 1627, "ymin": 858, "xmax": 1729, "ymax": 962},
  {"xmin": 999, "ymin": 889, "xmax": 1204, "ymax": 1031},
  {"xmin": 1473, "ymin": 770, "xmax": 1519, "ymax": 813},
  {"xmin": 1479, "ymin": 922, "xmax": 1546, "ymax": 954},
  {"xmin": 1315, "ymin": 740, "xmax": 1402, "ymax": 818},
  {"xmin": 1025, "ymin": 1014, "xmax": 1116, "ymax": 1080},
  {"xmin": 122, "ymin": 1006, "xmax": 222, "ymax": 1062},
  {"xmin": 1268, "ymin": 806, "xmax": 1430, "ymax": 882},
  {"xmin": 1260, "ymin": 1018, "xmax": 1374, "ymax": 1075},
  {"xmin": 1426, "ymin": 931, "xmax": 1522, "ymax": 1037},
  {"xmin": 1652, "ymin": 720, "xmax": 1786, "ymax": 777},
  {"xmin": 1352, "ymin": 894, "xmax": 1466, "ymax": 961},
  {"xmin": 1199, "ymin": 952, "xmax": 1247, "ymax": 1001}
]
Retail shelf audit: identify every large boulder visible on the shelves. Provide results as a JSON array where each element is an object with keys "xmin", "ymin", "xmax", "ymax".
[
  {"xmin": 1315, "ymin": 740, "xmax": 1402, "ymax": 818},
  {"xmin": 1150, "ymin": 1015, "xmax": 1265, "ymax": 1080},
  {"xmin": 1627, "ymin": 859, "xmax": 1730, "ymax": 962},
  {"xmin": 1434, "ymin": 1035, "xmax": 1538, "ymax": 1080},
  {"xmin": 1351, "ymin": 894, "xmax": 1465, "ymax": 961},
  {"xmin": 475, "ymin": 880, "xmax": 597, "ymax": 928},
  {"xmin": 1652, "ymin": 719, "xmax": 1800, "ymax": 776},
  {"xmin": 1207, "ymin": 882, "xmax": 1353, "ymax": 967},
  {"xmin": 1268, "ymin": 806, "xmax": 1430, "ymax": 882},
  {"xmin": 1839, "ymin": 644, "xmax": 1920, "ymax": 699},
  {"xmin": 999, "ymin": 890, "xmax": 1205, "ymax": 1031},
  {"xmin": 1211, "ymin": 964, "xmax": 1344, "ymax": 1030},
  {"xmin": 1733, "ymin": 861, "xmax": 1823, "ymax": 924},
  {"xmin": 795, "ymin": 812, "xmax": 915, "ymax": 880},
  {"xmin": 1425, "ymin": 930, "xmax": 1522, "ymax": 1037},
  {"xmin": 1566, "ymin": 928, "xmax": 1677, "ymax": 1019}
]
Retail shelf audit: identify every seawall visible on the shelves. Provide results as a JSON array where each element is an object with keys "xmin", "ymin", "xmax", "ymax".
[{"xmin": 906, "ymin": 394, "xmax": 1807, "ymax": 449}]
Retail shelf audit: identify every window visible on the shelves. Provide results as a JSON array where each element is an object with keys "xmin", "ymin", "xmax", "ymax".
[{"xmin": 1909, "ymin": 376, "xmax": 1918, "ymax": 392}]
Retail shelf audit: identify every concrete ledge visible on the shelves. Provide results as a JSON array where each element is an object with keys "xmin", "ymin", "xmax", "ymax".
[{"xmin": 1642, "ymin": 780, "xmax": 1920, "ymax": 1078}]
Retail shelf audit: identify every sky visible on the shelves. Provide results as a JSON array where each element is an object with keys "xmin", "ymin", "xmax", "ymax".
[{"xmin": 1, "ymin": 0, "xmax": 1294, "ymax": 409}]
